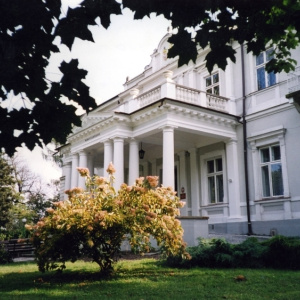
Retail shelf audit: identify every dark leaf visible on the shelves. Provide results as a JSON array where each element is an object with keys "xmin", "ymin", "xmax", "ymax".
[{"xmin": 168, "ymin": 30, "xmax": 198, "ymax": 67}]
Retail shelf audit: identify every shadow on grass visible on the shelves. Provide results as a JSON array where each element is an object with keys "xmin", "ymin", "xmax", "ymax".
[
  {"xmin": 0, "ymin": 260, "xmax": 191, "ymax": 300},
  {"xmin": 1, "ymin": 260, "xmax": 300, "ymax": 300}
]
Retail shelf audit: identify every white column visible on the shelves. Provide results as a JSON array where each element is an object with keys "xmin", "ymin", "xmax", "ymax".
[
  {"xmin": 178, "ymin": 151, "xmax": 188, "ymax": 216},
  {"xmin": 189, "ymin": 148, "xmax": 200, "ymax": 216},
  {"xmin": 71, "ymin": 153, "xmax": 79, "ymax": 188},
  {"xmin": 128, "ymin": 138, "xmax": 139, "ymax": 185},
  {"xmin": 103, "ymin": 140, "xmax": 113, "ymax": 175},
  {"xmin": 226, "ymin": 139, "xmax": 241, "ymax": 219},
  {"xmin": 162, "ymin": 126, "xmax": 175, "ymax": 188},
  {"xmin": 113, "ymin": 137, "xmax": 124, "ymax": 189},
  {"xmin": 63, "ymin": 162, "xmax": 72, "ymax": 199},
  {"xmin": 78, "ymin": 150, "xmax": 88, "ymax": 189}
]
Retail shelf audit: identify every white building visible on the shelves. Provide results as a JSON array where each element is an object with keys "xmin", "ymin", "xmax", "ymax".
[{"xmin": 58, "ymin": 33, "xmax": 300, "ymax": 240}]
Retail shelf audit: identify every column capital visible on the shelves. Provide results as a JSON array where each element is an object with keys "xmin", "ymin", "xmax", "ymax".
[
  {"xmin": 78, "ymin": 149, "xmax": 88, "ymax": 155},
  {"xmin": 159, "ymin": 125, "xmax": 178, "ymax": 132},
  {"xmin": 225, "ymin": 138, "xmax": 238, "ymax": 145}
]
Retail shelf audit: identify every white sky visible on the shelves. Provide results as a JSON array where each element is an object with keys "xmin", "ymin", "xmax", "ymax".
[{"xmin": 18, "ymin": 1, "xmax": 170, "ymax": 183}]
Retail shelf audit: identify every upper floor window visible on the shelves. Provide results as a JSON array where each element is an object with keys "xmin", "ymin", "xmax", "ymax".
[
  {"xmin": 260, "ymin": 145, "xmax": 283, "ymax": 197},
  {"xmin": 207, "ymin": 157, "xmax": 224, "ymax": 203},
  {"xmin": 256, "ymin": 48, "xmax": 276, "ymax": 90},
  {"xmin": 205, "ymin": 73, "xmax": 219, "ymax": 95}
]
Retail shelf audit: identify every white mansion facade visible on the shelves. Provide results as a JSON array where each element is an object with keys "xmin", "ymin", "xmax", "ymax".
[{"xmin": 59, "ymin": 33, "xmax": 300, "ymax": 238}]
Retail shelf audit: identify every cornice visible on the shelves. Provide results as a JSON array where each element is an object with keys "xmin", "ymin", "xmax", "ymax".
[
  {"xmin": 131, "ymin": 99, "xmax": 237, "ymax": 129},
  {"xmin": 245, "ymin": 102, "xmax": 294, "ymax": 122},
  {"xmin": 68, "ymin": 114, "xmax": 131, "ymax": 143}
]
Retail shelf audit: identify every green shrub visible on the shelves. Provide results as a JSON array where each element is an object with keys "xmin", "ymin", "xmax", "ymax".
[
  {"xmin": 0, "ymin": 243, "xmax": 12, "ymax": 264},
  {"xmin": 231, "ymin": 237, "xmax": 266, "ymax": 268},
  {"xmin": 166, "ymin": 238, "xmax": 234, "ymax": 268},
  {"xmin": 262, "ymin": 235, "xmax": 300, "ymax": 269},
  {"xmin": 165, "ymin": 235, "xmax": 300, "ymax": 270}
]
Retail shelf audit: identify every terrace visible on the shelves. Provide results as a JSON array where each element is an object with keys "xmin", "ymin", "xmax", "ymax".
[{"xmin": 118, "ymin": 70, "xmax": 232, "ymax": 115}]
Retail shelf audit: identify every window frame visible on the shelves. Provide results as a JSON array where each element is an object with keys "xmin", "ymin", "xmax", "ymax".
[
  {"xmin": 259, "ymin": 144, "xmax": 284, "ymax": 198},
  {"xmin": 255, "ymin": 48, "xmax": 276, "ymax": 91},
  {"xmin": 201, "ymin": 150, "xmax": 228, "ymax": 206},
  {"xmin": 205, "ymin": 72, "xmax": 220, "ymax": 95},
  {"xmin": 248, "ymin": 126, "xmax": 289, "ymax": 201},
  {"xmin": 207, "ymin": 157, "xmax": 224, "ymax": 203}
]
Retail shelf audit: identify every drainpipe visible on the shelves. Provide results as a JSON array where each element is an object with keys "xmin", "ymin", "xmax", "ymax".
[{"xmin": 241, "ymin": 44, "xmax": 253, "ymax": 235}]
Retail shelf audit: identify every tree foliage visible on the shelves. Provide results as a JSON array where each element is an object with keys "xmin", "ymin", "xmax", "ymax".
[
  {"xmin": 0, "ymin": 153, "xmax": 20, "ymax": 228},
  {"xmin": 0, "ymin": 0, "xmax": 122, "ymax": 156},
  {"xmin": 123, "ymin": 0, "xmax": 300, "ymax": 73},
  {"xmin": 1, "ymin": 0, "xmax": 299, "ymax": 155},
  {"xmin": 29, "ymin": 164, "xmax": 189, "ymax": 274},
  {"xmin": 1, "ymin": 152, "xmax": 60, "ymax": 238}
]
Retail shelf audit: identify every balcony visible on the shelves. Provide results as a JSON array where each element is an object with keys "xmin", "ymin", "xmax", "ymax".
[
  {"xmin": 286, "ymin": 66, "xmax": 300, "ymax": 113},
  {"xmin": 130, "ymin": 84, "xmax": 230, "ymax": 114}
]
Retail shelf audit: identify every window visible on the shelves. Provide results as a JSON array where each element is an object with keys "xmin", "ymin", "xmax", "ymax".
[
  {"xmin": 205, "ymin": 73, "xmax": 219, "ymax": 95},
  {"xmin": 256, "ymin": 48, "xmax": 276, "ymax": 90},
  {"xmin": 207, "ymin": 158, "xmax": 224, "ymax": 203},
  {"xmin": 260, "ymin": 145, "xmax": 284, "ymax": 197},
  {"xmin": 249, "ymin": 126, "xmax": 289, "ymax": 201}
]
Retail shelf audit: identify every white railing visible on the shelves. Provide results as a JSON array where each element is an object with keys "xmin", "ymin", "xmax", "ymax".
[
  {"xmin": 287, "ymin": 66, "xmax": 300, "ymax": 94},
  {"xmin": 136, "ymin": 87, "xmax": 161, "ymax": 107},
  {"xmin": 136, "ymin": 83, "xmax": 229, "ymax": 113},
  {"xmin": 206, "ymin": 93, "xmax": 228, "ymax": 111},
  {"xmin": 176, "ymin": 85, "xmax": 200, "ymax": 104}
]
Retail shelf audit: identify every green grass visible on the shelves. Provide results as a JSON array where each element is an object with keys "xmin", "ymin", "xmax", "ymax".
[{"xmin": 1, "ymin": 259, "xmax": 300, "ymax": 299}]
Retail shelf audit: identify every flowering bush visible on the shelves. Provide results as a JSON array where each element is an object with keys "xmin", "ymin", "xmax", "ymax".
[{"xmin": 29, "ymin": 163, "xmax": 189, "ymax": 274}]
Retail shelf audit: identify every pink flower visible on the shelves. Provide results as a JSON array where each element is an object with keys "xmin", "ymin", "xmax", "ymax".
[
  {"xmin": 106, "ymin": 162, "xmax": 116, "ymax": 174},
  {"xmin": 77, "ymin": 167, "xmax": 90, "ymax": 177},
  {"xmin": 146, "ymin": 176, "xmax": 159, "ymax": 188},
  {"xmin": 65, "ymin": 187, "xmax": 83, "ymax": 196},
  {"xmin": 95, "ymin": 176, "xmax": 106, "ymax": 185},
  {"xmin": 46, "ymin": 207, "xmax": 54, "ymax": 214},
  {"xmin": 135, "ymin": 177, "xmax": 144, "ymax": 185}
]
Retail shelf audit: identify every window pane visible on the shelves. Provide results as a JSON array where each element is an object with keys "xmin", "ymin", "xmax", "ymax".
[
  {"xmin": 266, "ymin": 48, "xmax": 274, "ymax": 62},
  {"xmin": 257, "ymin": 67, "xmax": 266, "ymax": 90},
  {"xmin": 256, "ymin": 52, "xmax": 264, "ymax": 66},
  {"xmin": 271, "ymin": 163, "xmax": 283, "ymax": 196},
  {"xmin": 267, "ymin": 71, "xmax": 276, "ymax": 86},
  {"xmin": 261, "ymin": 165, "xmax": 271, "ymax": 197},
  {"xmin": 206, "ymin": 77, "xmax": 212, "ymax": 87},
  {"xmin": 208, "ymin": 176, "xmax": 215, "ymax": 203},
  {"xmin": 213, "ymin": 85, "xmax": 220, "ymax": 95},
  {"xmin": 216, "ymin": 158, "xmax": 222, "ymax": 172},
  {"xmin": 272, "ymin": 145, "xmax": 281, "ymax": 161},
  {"xmin": 207, "ymin": 160, "xmax": 214, "ymax": 173},
  {"xmin": 207, "ymin": 88, "xmax": 212, "ymax": 94},
  {"xmin": 213, "ymin": 73, "xmax": 219, "ymax": 84},
  {"xmin": 216, "ymin": 175, "xmax": 224, "ymax": 202},
  {"xmin": 261, "ymin": 148, "xmax": 270, "ymax": 163}
]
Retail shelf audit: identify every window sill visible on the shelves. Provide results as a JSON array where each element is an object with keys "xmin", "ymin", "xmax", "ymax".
[
  {"xmin": 254, "ymin": 197, "xmax": 290, "ymax": 203},
  {"xmin": 202, "ymin": 202, "xmax": 228, "ymax": 208}
]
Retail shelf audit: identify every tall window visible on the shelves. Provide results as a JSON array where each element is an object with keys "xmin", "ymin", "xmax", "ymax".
[
  {"xmin": 205, "ymin": 73, "xmax": 219, "ymax": 95},
  {"xmin": 260, "ymin": 145, "xmax": 284, "ymax": 197},
  {"xmin": 256, "ymin": 48, "xmax": 276, "ymax": 90},
  {"xmin": 207, "ymin": 158, "xmax": 223, "ymax": 203}
]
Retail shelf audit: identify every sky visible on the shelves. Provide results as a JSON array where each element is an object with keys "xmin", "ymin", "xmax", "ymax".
[{"xmin": 17, "ymin": 1, "xmax": 171, "ymax": 183}]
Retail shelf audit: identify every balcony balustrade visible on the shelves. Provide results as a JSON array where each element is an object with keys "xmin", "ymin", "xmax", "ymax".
[{"xmin": 134, "ymin": 83, "xmax": 229, "ymax": 113}]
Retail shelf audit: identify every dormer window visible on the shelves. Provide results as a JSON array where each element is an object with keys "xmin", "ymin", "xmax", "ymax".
[
  {"xmin": 205, "ymin": 73, "xmax": 219, "ymax": 95},
  {"xmin": 256, "ymin": 48, "xmax": 276, "ymax": 90}
]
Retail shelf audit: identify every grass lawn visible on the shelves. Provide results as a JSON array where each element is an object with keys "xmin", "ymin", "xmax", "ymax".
[{"xmin": 1, "ymin": 259, "xmax": 300, "ymax": 299}]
